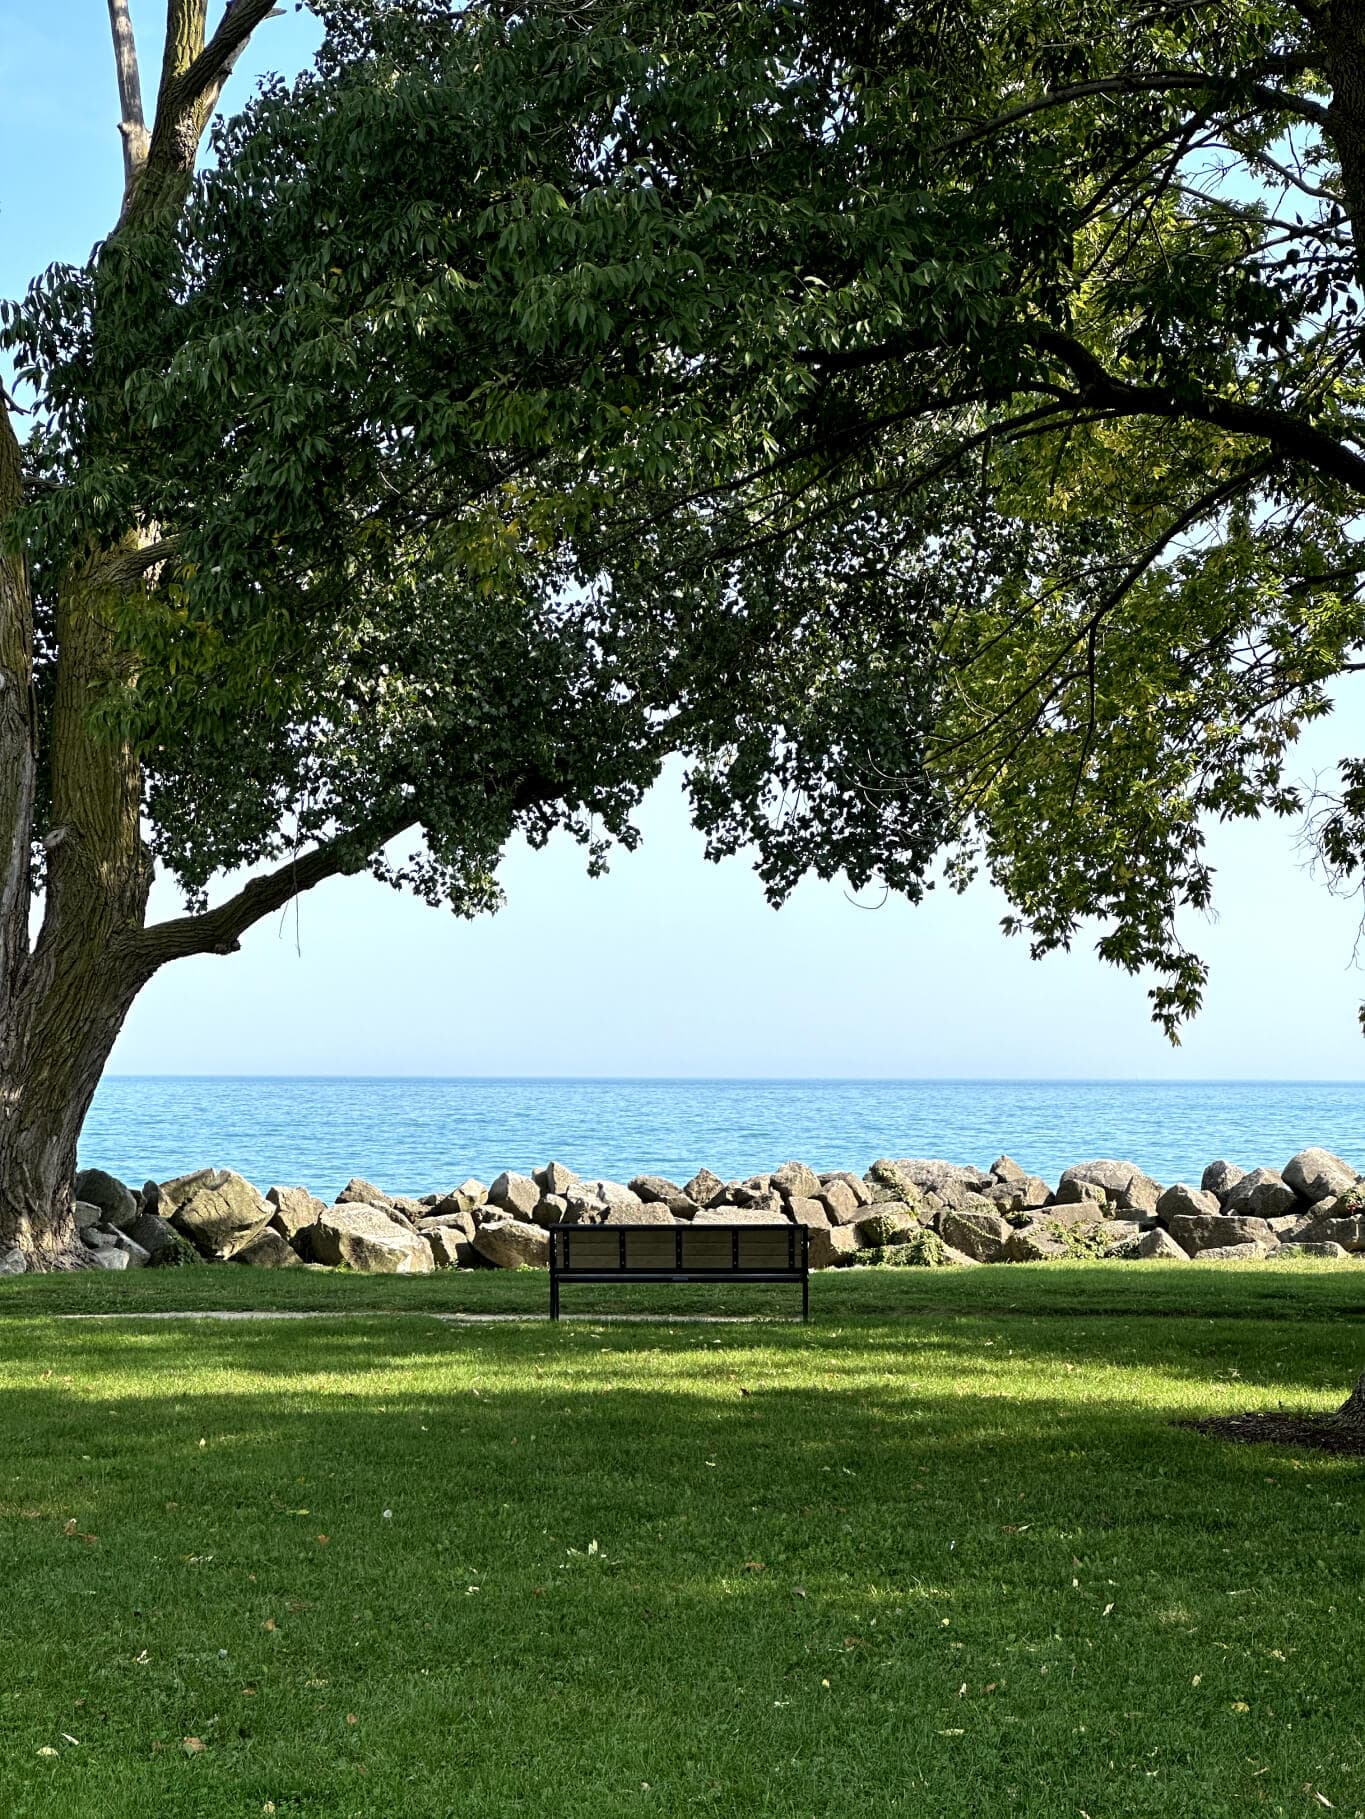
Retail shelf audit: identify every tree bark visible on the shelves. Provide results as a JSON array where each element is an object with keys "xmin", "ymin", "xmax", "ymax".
[
  {"xmin": 1337, "ymin": 1373, "xmax": 1365, "ymax": 1428},
  {"xmin": 1318, "ymin": 3, "xmax": 1365, "ymax": 287}
]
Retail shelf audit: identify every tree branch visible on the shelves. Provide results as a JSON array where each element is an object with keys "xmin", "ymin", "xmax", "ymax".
[
  {"xmin": 167, "ymin": 0, "xmax": 282, "ymax": 122},
  {"xmin": 138, "ymin": 808, "xmax": 418, "ymax": 967},
  {"xmin": 1031, "ymin": 327, "xmax": 1365, "ymax": 496},
  {"xmin": 938, "ymin": 70, "xmax": 1332, "ymax": 155},
  {"xmin": 107, "ymin": 0, "xmax": 150, "ymax": 204}
]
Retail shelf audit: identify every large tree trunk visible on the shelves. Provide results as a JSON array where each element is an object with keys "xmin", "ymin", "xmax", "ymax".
[{"xmin": 1337, "ymin": 1374, "xmax": 1365, "ymax": 1429}]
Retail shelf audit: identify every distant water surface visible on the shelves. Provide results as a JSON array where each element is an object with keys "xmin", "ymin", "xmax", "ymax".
[{"xmin": 79, "ymin": 1077, "xmax": 1365, "ymax": 1199}]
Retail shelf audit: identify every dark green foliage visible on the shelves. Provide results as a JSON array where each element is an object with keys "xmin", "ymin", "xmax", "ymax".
[{"xmin": 856, "ymin": 1229, "xmax": 953, "ymax": 1267}]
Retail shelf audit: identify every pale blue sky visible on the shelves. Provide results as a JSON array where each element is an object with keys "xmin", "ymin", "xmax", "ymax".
[{"xmin": 3, "ymin": 0, "xmax": 1364, "ymax": 1079}]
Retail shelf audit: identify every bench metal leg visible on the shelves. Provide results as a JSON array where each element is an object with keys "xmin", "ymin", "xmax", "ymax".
[
  {"xmin": 550, "ymin": 1276, "xmax": 560, "ymax": 1322},
  {"xmin": 802, "ymin": 1275, "xmax": 810, "ymax": 1324}
]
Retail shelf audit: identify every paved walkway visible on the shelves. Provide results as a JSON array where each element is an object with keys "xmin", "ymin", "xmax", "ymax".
[{"xmin": 56, "ymin": 1309, "xmax": 777, "ymax": 1323}]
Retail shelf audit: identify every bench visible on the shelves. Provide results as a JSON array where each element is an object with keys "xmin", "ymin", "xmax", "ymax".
[{"xmin": 548, "ymin": 1222, "xmax": 810, "ymax": 1322}]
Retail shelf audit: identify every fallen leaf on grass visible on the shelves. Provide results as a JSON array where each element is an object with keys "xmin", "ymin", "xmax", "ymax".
[
  {"xmin": 36, "ymin": 1747, "xmax": 57, "ymax": 1758},
  {"xmin": 346, "ymin": 1714, "xmax": 358, "ymax": 1725},
  {"xmin": 182, "ymin": 1737, "xmax": 205, "ymax": 1755},
  {"xmin": 743, "ymin": 1562, "xmax": 766, "ymax": 1573},
  {"xmin": 261, "ymin": 1619, "xmax": 276, "ymax": 1633},
  {"xmin": 792, "ymin": 1587, "xmax": 808, "ymax": 1599},
  {"xmin": 316, "ymin": 1535, "xmax": 329, "ymax": 1546}
]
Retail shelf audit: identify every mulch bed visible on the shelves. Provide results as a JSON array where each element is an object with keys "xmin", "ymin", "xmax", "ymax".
[{"xmin": 1180, "ymin": 1412, "xmax": 1365, "ymax": 1457}]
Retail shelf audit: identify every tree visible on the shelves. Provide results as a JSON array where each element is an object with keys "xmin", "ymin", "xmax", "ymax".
[{"xmin": 5, "ymin": 0, "xmax": 1365, "ymax": 1269}]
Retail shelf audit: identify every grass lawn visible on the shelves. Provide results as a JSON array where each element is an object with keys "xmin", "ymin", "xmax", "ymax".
[{"xmin": 1, "ymin": 1263, "xmax": 1362, "ymax": 1817}]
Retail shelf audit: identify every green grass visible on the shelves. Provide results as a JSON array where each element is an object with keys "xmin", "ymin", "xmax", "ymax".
[{"xmin": 1, "ymin": 1264, "xmax": 1363, "ymax": 1816}]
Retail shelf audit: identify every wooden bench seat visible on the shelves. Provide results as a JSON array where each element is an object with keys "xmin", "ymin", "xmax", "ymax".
[{"xmin": 548, "ymin": 1222, "xmax": 810, "ymax": 1321}]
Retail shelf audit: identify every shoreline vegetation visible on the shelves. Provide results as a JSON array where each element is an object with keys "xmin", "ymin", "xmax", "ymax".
[{"xmin": 14, "ymin": 1145, "xmax": 1364, "ymax": 1279}]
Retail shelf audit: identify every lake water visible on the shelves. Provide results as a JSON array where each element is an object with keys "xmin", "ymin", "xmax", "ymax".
[{"xmin": 78, "ymin": 1076, "xmax": 1365, "ymax": 1199}]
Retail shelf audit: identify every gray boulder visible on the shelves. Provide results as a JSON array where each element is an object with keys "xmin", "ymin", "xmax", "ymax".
[
  {"xmin": 684, "ymin": 1167, "xmax": 727, "ymax": 1208},
  {"xmin": 825, "ymin": 1225, "xmax": 861, "ymax": 1265},
  {"xmin": 0, "ymin": 1246, "xmax": 24, "ymax": 1276},
  {"xmin": 787, "ymin": 1198, "xmax": 836, "ymax": 1267},
  {"xmin": 693, "ymin": 1206, "xmax": 793, "ymax": 1226},
  {"xmin": 427, "ymin": 1227, "xmax": 475, "ymax": 1268},
  {"xmin": 603, "ymin": 1201, "xmax": 676, "ymax": 1226},
  {"xmin": 629, "ymin": 1174, "xmax": 681, "ymax": 1203},
  {"xmin": 1097, "ymin": 1219, "xmax": 1141, "ymax": 1253},
  {"xmin": 310, "ymin": 1204, "xmax": 435, "ymax": 1273},
  {"xmin": 1283, "ymin": 1148, "xmax": 1359, "ymax": 1205},
  {"xmin": 1307, "ymin": 1216, "xmax": 1365, "ymax": 1252},
  {"xmin": 1223, "ymin": 1168, "xmax": 1297, "ymax": 1221},
  {"xmin": 1058, "ymin": 1160, "xmax": 1162, "ymax": 1216},
  {"xmin": 233, "ymin": 1229, "xmax": 301, "ymax": 1269},
  {"xmin": 532, "ymin": 1194, "xmax": 570, "ymax": 1227},
  {"xmin": 731, "ymin": 1185, "xmax": 784, "ymax": 1216},
  {"xmin": 819, "ymin": 1171, "xmax": 872, "ymax": 1208},
  {"xmin": 1274, "ymin": 1241, "xmax": 1349, "ymax": 1259},
  {"xmin": 985, "ymin": 1175, "xmax": 1051, "ymax": 1212},
  {"xmin": 73, "ymin": 1168, "xmax": 138, "ymax": 1229},
  {"xmin": 1002, "ymin": 1224, "xmax": 1072, "ymax": 1262},
  {"xmin": 883, "ymin": 1158, "xmax": 993, "ymax": 1196},
  {"xmin": 990, "ymin": 1154, "xmax": 1028, "ymax": 1185},
  {"xmin": 853, "ymin": 1206, "xmax": 917, "ymax": 1247},
  {"xmin": 124, "ymin": 1211, "xmax": 185, "ymax": 1261},
  {"xmin": 472, "ymin": 1219, "xmax": 550, "ymax": 1269},
  {"xmin": 266, "ymin": 1185, "xmax": 327, "ymax": 1240},
  {"xmin": 817, "ymin": 1179, "xmax": 864, "ymax": 1225},
  {"xmin": 112, "ymin": 1232, "xmax": 150, "ymax": 1267},
  {"xmin": 534, "ymin": 1161, "xmax": 579, "ymax": 1197},
  {"xmin": 336, "ymin": 1176, "xmax": 392, "ymax": 1208},
  {"xmin": 1156, "ymin": 1183, "xmax": 1220, "ymax": 1225},
  {"xmin": 1200, "ymin": 1160, "xmax": 1246, "ymax": 1203},
  {"xmin": 772, "ymin": 1161, "xmax": 822, "ymax": 1201},
  {"xmin": 72, "ymin": 1199, "xmax": 104, "ymax": 1231},
  {"xmin": 1054, "ymin": 1177, "xmax": 1108, "ymax": 1208},
  {"xmin": 85, "ymin": 1246, "xmax": 130, "ymax": 1270},
  {"xmin": 1167, "ymin": 1212, "xmax": 1276, "ymax": 1255},
  {"xmin": 939, "ymin": 1208, "xmax": 1012, "ymax": 1263},
  {"xmin": 1135, "ymin": 1227, "xmax": 1190, "ymax": 1260},
  {"xmin": 83, "ymin": 1224, "xmax": 120, "ymax": 1249},
  {"xmin": 418, "ymin": 1208, "xmax": 477, "ymax": 1241},
  {"xmin": 1194, "ymin": 1242, "xmax": 1269, "ymax": 1261},
  {"xmin": 163, "ymin": 1169, "xmax": 273, "ymax": 1260},
  {"xmin": 487, "ymin": 1171, "xmax": 542, "ymax": 1220}
]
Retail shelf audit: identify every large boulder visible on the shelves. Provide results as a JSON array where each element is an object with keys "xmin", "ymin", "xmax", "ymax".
[
  {"xmin": 985, "ymin": 1175, "xmax": 1051, "ymax": 1212},
  {"xmin": 1167, "ymin": 1212, "xmax": 1276, "ymax": 1255},
  {"xmin": 532, "ymin": 1195, "xmax": 570, "ymax": 1227},
  {"xmin": 1283, "ymin": 1148, "xmax": 1359, "ymax": 1205},
  {"xmin": 1054, "ymin": 1177, "xmax": 1109, "ymax": 1208},
  {"xmin": 487, "ymin": 1172, "xmax": 541, "ymax": 1220},
  {"xmin": 1274, "ymin": 1240, "xmax": 1349, "ymax": 1259},
  {"xmin": 426, "ymin": 1227, "xmax": 476, "ymax": 1268},
  {"xmin": 1307, "ymin": 1216, "xmax": 1365, "ymax": 1252},
  {"xmin": 628, "ymin": 1174, "xmax": 682, "ymax": 1203},
  {"xmin": 1194, "ymin": 1242, "xmax": 1269, "ymax": 1262},
  {"xmin": 1002, "ymin": 1224, "xmax": 1072, "ymax": 1262},
  {"xmin": 124, "ymin": 1210, "xmax": 187, "ymax": 1262},
  {"xmin": 472, "ymin": 1219, "xmax": 550, "ymax": 1269},
  {"xmin": 990, "ymin": 1155, "xmax": 1028, "ymax": 1185},
  {"xmin": 1200, "ymin": 1160, "xmax": 1246, "ymax": 1203},
  {"xmin": 786, "ymin": 1198, "xmax": 836, "ymax": 1267},
  {"xmin": 1222, "ymin": 1168, "xmax": 1297, "ymax": 1221},
  {"xmin": 535, "ymin": 1161, "xmax": 579, "ymax": 1197},
  {"xmin": 112, "ymin": 1231, "xmax": 151, "ymax": 1268},
  {"xmin": 603, "ymin": 1201, "xmax": 677, "ymax": 1226},
  {"xmin": 817, "ymin": 1178, "xmax": 864, "ymax": 1225},
  {"xmin": 1135, "ymin": 1227, "xmax": 1190, "ymax": 1260},
  {"xmin": 683, "ymin": 1167, "xmax": 727, "ymax": 1208},
  {"xmin": 772, "ymin": 1161, "xmax": 822, "ymax": 1201},
  {"xmin": 336, "ymin": 1176, "xmax": 392, "ymax": 1208},
  {"xmin": 162, "ymin": 1169, "xmax": 272, "ymax": 1260},
  {"xmin": 85, "ymin": 1246, "xmax": 130, "ymax": 1271},
  {"xmin": 939, "ymin": 1208, "xmax": 1011, "ymax": 1263},
  {"xmin": 72, "ymin": 1200, "xmax": 104, "ymax": 1232},
  {"xmin": 233, "ymin": 1229, "xmax": 302, "ymax": 1269},
  {"xmin": 820, "ymin": 1171, "xmax": 872, "ymax": 1209},
  {"xmin": 418, "ymin": 1208, "xmax": 477, "ymax": 1241},
  {"xmin": 1155, "ymin": 1183, "xmax": 1220, "ymax": 1225},
  {"xmin": 310, "ymin": 1204, "xmax": 435, "ymax": 1273},
  {"xmin": 853, "ymin": 1206, "xmax": 917, "ymax": 1247},
  {"xmin": 1057, "ymin": 1160, "xmax": 1161, "ymax": 1216},
  {"xmin": 693, "ymin": 1206, "xmax": 793, "ymax": 1226},
  {"xmin": 266, "ymin": 1185, "xmax": 327, "ymax": 1241},
  {"xmin": 73, "ymin": 1168, "xmax": 137, "ymax": 1229},
  {"xmin": 878, "ymin": 1158, "xmax": 993, "ymax": 1197}
]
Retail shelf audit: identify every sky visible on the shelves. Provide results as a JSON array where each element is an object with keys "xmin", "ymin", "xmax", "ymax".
[{"xmin": 1, "ymin": 0, "xmax": 1364, "ymax": 1080}]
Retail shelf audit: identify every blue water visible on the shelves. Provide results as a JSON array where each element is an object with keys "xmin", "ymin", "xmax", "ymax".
[{"xmin": 77, "ymin": 1077, "xmax": 1365, "ymax": 1199}]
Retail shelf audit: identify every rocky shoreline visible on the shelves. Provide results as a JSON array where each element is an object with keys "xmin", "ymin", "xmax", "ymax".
[{"xmin": 4, "ymin": 1146, "xmax": 1362, "ymax": 1276}]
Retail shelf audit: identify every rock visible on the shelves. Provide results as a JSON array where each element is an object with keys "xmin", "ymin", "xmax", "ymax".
[
  {"xmin": 1167, "ymin": 1212, "xmax": 1276, "ymax": 1255},
  {"xmin": 472, "ymin": 1220, "xmax": 550, "ymax": 1269},
  {"xmin": 692, "ymin": 1207, "xmax": 793, "ymax": 1226},
  {"xmin": 731, "ymin": 1185, "xmax": 784, "ymax": 1216},
  {"xmin": 233, "ymin": 1229, "xmax": 301, "ymax": 1269},
  {"xmin": 1223, "ymin": 1168, "xmax": 1297, "ymax": 1221},
  {"xmin": 456, "ymin": 1178, "xmax": 488, "ymax": 1209},
  {"xmin": 73, "ymin": 1167, "xmax": 137, "ymax": 1229},
  {"xmin": 1097, "ymin": 1220, "xmax": 1141, "ymax": 1253},
  {"xmin": 1307, "ymin": 1217, "xmax": 1365, "ymax": 1252},
  {"xmin": 853, "ymin": 1207, "xmax": 917, "ymax": 1247},
  {"xmin": 817, "ymin": 1178, "xmax": 864, "ymax": 1225},
  {"xmin": 535, "ymin": 1161, "xmax": 579, "ymax": 1197},
  {"xmin": 825, "ymin": 1225, "xmax": 862, "ymax": 1265},
  {"xmin": 1135, "ymin": 1227, "xmax": 1190, "ymax": 1260},
  {"xmin": 603, "ymin": 1201, "xmax": 677, "ymax": 1226},
  {"xmin": 533, "ymin": 1195, "xmax": 570, "ymax": 1227},
  {"xmin": 990, "ymin": 1154, "xmax": 1028, "ymax": 1185},
  {"xmin": 1053, "ymin": 1177, "xmax": 1109, "ymax": 1208},
  {"xmin": 83, "ymin": 1224, "xmax": 120, "ymax": 1249},
  {"xmin": 112, "ymin": 1232, "xmax": 150, "ymax": 1267},
  {"xmin": 819, "ymin": 1171, "xmax": 872, "ymax": 1208},
  {"xmin": 1058, "ymin": 1161, "xmax": 1162, "ymax": 1215},
  {"xmin": 1194, "ymin": 1242, "xmax": 1268, "ymax": 1261},
  {"xmin": 163, "ymin": 1169, "xmax": 273, "ymax": 1260},
  {"xmin": 427, "ymin": 1228, "xmax": 476, "ymax": 1268},
  {"xmin": 1283, "ymin": 1147, "xmax": 1359, "ymax": 1204},
  {"xmin": 684, "ymin": 1167, "xmax": 727, "ymax": 1208},
  {"xmin": 563, "ymin": 1186, "xmax": 607, "ymax": 1223},
  {"xmin": 589, "ymin": 1179, "xmax": 640, "ymax": 1209},
  {"xmin": 124, "ymin": 1211, "xmax": 185, "ymax": 1261},
  {"xmin": 418, "ymin": 1209, "xmax": 477, "ymax": 1241},
  {"xmin": 390, "ymin": 1196, "xmax": 428, "ymax": 1221},
  {"xmin": 856, "ymin": 1229, "xmax": 967, "ymax": 1268},
  {"xmin": 879, "ymin": 1158, "xmax": 993, "ymax": 1196},
  {"xmin": 85, "ymin": 1246, "xmax": 130, "ymax": 1270},
  {"xmin": 1002, "ymin": 1224, "xmax": 1072, "ymax": 1262},
  {"xmin": 939, "ymin": 1208, "xmax": 1011, "ymax": 1263},
  {"xmin": 629, "ymin": 1174, "xmax": 681, "ymax": 1203},
  {"xmin": 787, "ymin": 1198, "xmax": 836, "ymax": 1267},
  {"xmin": 266, "ymin": 1185, "xmax": 327, "ymax": 1240},
  {"xmin": 1274, "ymin": 1241, "xmax": 1349, "ymax": 1259},
  {"xmin": 1200, "ymin": 1160, "xmax": 1246, "ymax": 1203},
  {"xmin": 336, "ymin": 1176, "xmax": 392, "ymax": 1208},
  {"xmin": 0, "ymin": 1246, "xmax": 25, "ymax": 1275},
  {"xmin": 310, "ymin": 1205, "xmax": 435, "ymax": 1273},
  {"xmin": 1155, "ymin": 1183, "xmax": 1220, "ymax": 1224},
  {"xmin": 772, "ymin": 1161, "xmax": 822, "ymax": 1201},
  {"xmin": 985, "ymin": 1176, "xmax": 1051, "ymax": 1212},
  {"xmin": 487, "ymin": 1171, "xmax": 541, "ymax": 1220},
  {"xmin": 72, "ymin": 1200, "xmax": 104, "ymax": 1231}
]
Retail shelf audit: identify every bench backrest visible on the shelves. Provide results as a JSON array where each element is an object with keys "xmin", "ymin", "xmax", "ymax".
[{"xmin": 549, "ymin": 1223, "xmax": 806, "ymax": 1275}]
